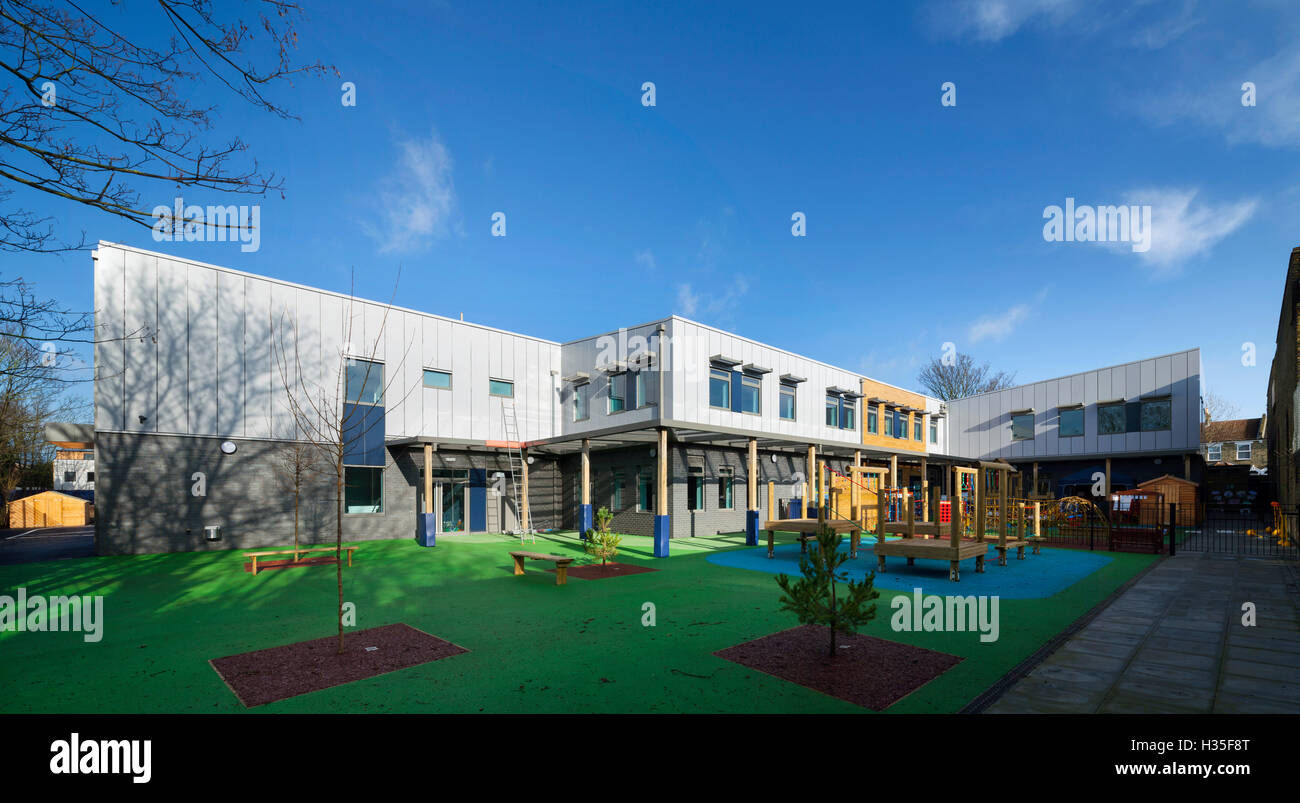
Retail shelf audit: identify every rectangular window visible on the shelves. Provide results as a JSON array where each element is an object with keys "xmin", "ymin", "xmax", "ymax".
[
  {"xmin": 611, "ymin": 469, "xmax": 624, "ymax": 510},
  {"xmin": 344, "ymin": 466, "xmax": 383, "ymax": 514},
  {"xmin": 825, "ymin": 395, "xmax": 839, "ymax": 427},
  {"xmin": 718, "ymin": 468, "xmax": 734, "ymax": 509},
  {"xmin": 740, "ymin": 375, "xmax": 761, "ymax": 414},
  {"xmin": 635, "ymin": 372, "xmax": 650, "ymax": 408},
  {"xmin": 609, "ymin": 373, "xmax": 626, "ymax": 413},
  {"xmin": 1011, "ymin": 412, "xmax": 1034, "ymax": 441},
  {"xmin": 87, "ymin": 471, "xmax": 94, "ymax": 482},
  {"xmin": 894, "ymin": 410, "xmax": 906, "ymax": 439},
  {"xmin": 489, "ymin": 378, "xmax": 514, "ymax": 398},
  {"xmin": 913, "ymin": 418, "xmax": 922, "ymax": 440},
  {"xmin": 779, "ymin": 383, "xmax": 797, "ymax": 420},
  {"xmin": 709, "ymin": 368, "xmax": 731, "ymax": 409},
  {"xmin": 1098, "ymin": 403, "xmax": 1125, "ymax": 434},
  {"xmin": 1059, "ymin": 407, "xmax": 1084, "ymax": 437},
  {"xmin": 346, "ymin": 359, "xmax": 384, "ymax": 405},
  {"xmin": 1237, "ymin": 443, "xmax": 1252, "ymax": 461},
  {"xmin": 884, "ymin": 409, "xmax": 893, "ymax": 437},
  {"xmin": 638, "ymin": 472, "xmax": 655, "ymax": 512},
  {"xmin": 1140, "ymin": 398, "xmax": 1171, "ymax": 431},
  {"xmin": 63, "ymin": 471, "xmax": 75, "ymax": 482},
  {"xmin": 423, "ymin": 369, "xmax": 452, "ymax": 390},
  {"xmin": 841, "ymin": 398, "xmax": 856, "ymax": 430},
  {"xmin": 1207, "ymin": 443, "xmax": 1222, "ymax": 461},
  {"xmin": 929, "ymin": 418, "xmax": 938, "ymax": 443},
  {"xmin": 574, "ymin": 382, "xmax": 589, "ymax": 421},
  {"xmin": 867, "ymin": 408, "xmax": 878, "ymax": 434},
  {"xmin": 687, "ymin": 467, "xmax": 704, "ymax": 511}
]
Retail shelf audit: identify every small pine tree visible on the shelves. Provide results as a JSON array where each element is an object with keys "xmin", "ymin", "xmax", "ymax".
[
  {"xmin": 584, "ymin": 506, "xmax": 622, "ymax": 565},
  {"xmin": 775, "ymin": 526, "xmax": 880, "ymax": 658}
]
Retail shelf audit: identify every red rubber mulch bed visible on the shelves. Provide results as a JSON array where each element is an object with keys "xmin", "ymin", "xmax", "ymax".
[
  {"xmin": 243, "ymin": 556, "xmax": 338, "ymax": 573},
  {"xmin": 551, "ymin": 562, "xmax": 659, "ymax": 580},
  {"xmin": 210, "ymin": 623, "xmax": 467, "ymax": 707},
  {"xmin": 714, "ymin": 624, "xmax": 963, "ymax": 710}
]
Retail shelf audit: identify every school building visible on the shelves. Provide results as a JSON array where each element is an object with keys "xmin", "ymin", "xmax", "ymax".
[{"xmin": 88, "ymin": 242, "xmax": 1204, "ymax": 555}]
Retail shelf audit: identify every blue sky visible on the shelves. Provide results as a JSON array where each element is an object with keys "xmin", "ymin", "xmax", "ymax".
[{"xmin": 11, "ymin": 0, "xmax": 1300, "ymax": 418}]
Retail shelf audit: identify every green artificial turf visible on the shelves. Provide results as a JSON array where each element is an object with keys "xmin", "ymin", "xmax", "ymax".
[{"xmin": 0, "ymin": 531, "xmax": 1158, "ymax": 713}]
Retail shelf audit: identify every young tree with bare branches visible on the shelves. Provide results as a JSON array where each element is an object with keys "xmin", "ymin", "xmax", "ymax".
[
  {"xmin": 273, "ymin": 277, "xmax": 414, "ymax": 654},
  {"xmin": 270, "ymin": 439, "xmax": 322, "ymax": 554}
]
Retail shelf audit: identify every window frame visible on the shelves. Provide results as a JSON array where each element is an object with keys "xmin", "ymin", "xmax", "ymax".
[
  {"xmin": 779, "ymin": 382, "xmax": 797, "ymax": 421},
  {"xmin": 488, "ymin": 378, "xmax": 515, "ymax": 398},
  {"xmin": 1236, "ymin": 442, "xmax": 1252, "ymax": 461},
  {"xmin": 1098, "ymin": 402, "xmax": 1126, "ymax": 434},
  {"xmin": 343, "ymin": 465, "xmax": 384, "ymax": 514},
  {"xmin": 740, "ymin": 374, "xmax": 762, "ymax": 415},
  {"xmin": 717, "ymin": 468, "xmax": 734, "ymax": 509},
  {"xmin": 825, "ymin": 395, "xmax": 839, "ymax": 428},
  {"xmin": 1011, "ymin": 412, "xmax": 1035, "ymax": 441},
  {"xmin": 345, "ymin": 358, "xmax": 385, "ymax": 406},
  {"xmin": 1207, "ymin": 443, "xmax": 1222, "ymax": 461},
  {"xmin": 708, "ymin": 367, "xmax": 731, "ymax": 410},
  {"xmin": 608, "ymin": 372, "xmax": 627, "ymax": 414},
  {"xmin": 1059, "ymin": 406, "xmax": 1084, "ymax": 437},
  {"xmin": 573, "ymin": 382, "xmax": 590, "ymax": 421},
  {"xmin": 1140, "ymin": 398, "xmax": 1172, "ymax": 432},
  {"xmin": 687, "ymin": 466, "xmax": 704, "ymax": 511},
  {"xmin": 422, "ymin": 368, "xmax": 452, "ymax": 390}
]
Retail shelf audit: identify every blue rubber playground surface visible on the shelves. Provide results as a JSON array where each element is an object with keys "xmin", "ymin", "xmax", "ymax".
[{"xmin": 707, "ymin": 541, "xmax": 1113, "ymax": 599}]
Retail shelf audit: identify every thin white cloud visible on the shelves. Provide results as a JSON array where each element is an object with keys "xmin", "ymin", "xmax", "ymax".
[
  {"xmin": 1122, "ymin": 188, "xmax": 1256, "ymax": 271},
  {"xmin": 968, "ymin": 286, "xmax": 1049, "ymax": 343},
  {"xmin": 366, "ymin": 131, "xmax": 459, "ymax": 253},
  {"xmin": 676, "ymin": 275, "xmax": 751, "ymax": 323},
  {"xmin": 635, "ymin": 250, "xmax": 657, "ymax": 272},
  {"xmin": 1141, "ymin": 43, "xmax": 1300, "ymax": 148},
  {"xmin": 927, "ymin": 0, "xmax": 1081, "ymax": 42},
  {"xmin": 969, "ymin": 304, "xmax": 1030, "ymax": 343}
]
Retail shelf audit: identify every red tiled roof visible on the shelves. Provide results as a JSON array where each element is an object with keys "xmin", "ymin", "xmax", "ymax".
[{"xmin": 1202, "ymin": 417, "xmax": 1262, "ymax": 442}]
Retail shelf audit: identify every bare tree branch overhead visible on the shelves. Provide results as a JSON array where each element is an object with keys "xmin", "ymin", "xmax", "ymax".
[
  {"xmin": 0, "ymin": 0, "xmax": 333, "ymax": 252},
  {"xmin": 917, "ymin": 351, "xmax": 1016, "ymax": 401}
]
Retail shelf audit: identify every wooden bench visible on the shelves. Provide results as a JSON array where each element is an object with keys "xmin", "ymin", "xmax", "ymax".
[
  {"xmin": 509, "ymin": 551, "xmax": 575, "ymax": 585},
  {"xmin": 245, "ymin": 546, "xmax": 357, "ymax": 576}
]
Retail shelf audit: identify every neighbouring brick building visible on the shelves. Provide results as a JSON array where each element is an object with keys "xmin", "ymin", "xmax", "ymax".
[
  {"xmin": 1267, "ymin": 247, "xmax": 1300, "ymax": 508},
  {"xmin": 1202, "ymin": 417, "xmax": 1268, "ymax": 472}
]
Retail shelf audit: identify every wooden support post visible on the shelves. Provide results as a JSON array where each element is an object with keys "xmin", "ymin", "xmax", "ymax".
[
  {"xmin": 998, "ymin": 472, "xmax": 1008, "ymax": 565},
  {"xmin": 876, "ymin": 479, "xmax": 887, "ymax": 543},
  {"xmin": 921, "ymin": 457, "xmax": 929, "ymax": 522},
  {"xmin": 806, "ymin": 444, "xmax": 816, "ymax": 512},
  {"xmin": 520, "ymin": 449, "xmax": 531, "ymax": 530},
  {"xmin": 767, "ymin": 481, "xmax": 775, "ymax": 520},
  {"xmin": 975, "ymin": 467, "xmax": 985, "ymax": 542},
  {"xmin": 747, "ymin": 439, "xmax": 758, "ymax": 510},
  {"xmin": 850, "ymin": 463, "xmax": 860, "ymax": 522},
  {"xmin": 817, "ymin": 460, "xmax": 827, "ymax": 525},
  {"xmin": 581, "ymin": 439, "xmax": 591, "ymax": 507},
  {"xmin": 423, "ymin": 443, "xmax": 433, "ymax": 515},
  {"xmin": 906, "ymin": 491, "xmax": 915, "ymax": 538},
  {"xmin": 950, "ymin": 468, "xmax": 961, "ymax": 550},
  {"xmin": 656, "ymin": 430, "xmax": 667, "ymax": 516},
  {"xmin": 1184, "ymin": 454, "xmax": 1191, "ymax": 480}
]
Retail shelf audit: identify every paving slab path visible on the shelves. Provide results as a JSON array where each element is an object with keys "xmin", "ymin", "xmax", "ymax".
[{"xmin": 984, "ymin": 552, "xmax": 1300, "ymax": 714}]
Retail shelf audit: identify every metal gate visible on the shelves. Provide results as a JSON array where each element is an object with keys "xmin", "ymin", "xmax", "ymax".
[{"xmin": 1178, "ymin": 504, "xmax": 1299, "ymax": 559}]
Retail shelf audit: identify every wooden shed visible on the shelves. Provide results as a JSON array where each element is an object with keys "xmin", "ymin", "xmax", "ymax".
[
  {"xmin": 7, "ymin": 490, "xmax": 93, "ymax": 528},
  {"xmin": 1136, "ymin": 475, "xmax": 1200, "ymax": 526}
]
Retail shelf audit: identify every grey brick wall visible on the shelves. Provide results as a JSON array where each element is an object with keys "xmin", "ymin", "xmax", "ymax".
[{"xmin": 94, "ymin": 432, "xmax": 564, "ymax": 555}]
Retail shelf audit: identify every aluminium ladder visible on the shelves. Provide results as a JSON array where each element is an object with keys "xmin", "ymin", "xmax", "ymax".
[{"xmin": 501, "ymin": 401, "xmax": 535, "ymax": 543}]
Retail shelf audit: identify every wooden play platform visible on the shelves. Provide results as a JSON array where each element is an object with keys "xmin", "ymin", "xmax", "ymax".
[
  {"xmin": 762, "ymin": 518, "xmax": 863, "ymax": 559},
  {"xmin": 873, "ymin": 538, "xmax": 989, "ymax": 581}
]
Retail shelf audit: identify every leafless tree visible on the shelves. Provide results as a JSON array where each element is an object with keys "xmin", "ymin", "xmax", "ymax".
[
  {"xmin": 270, "ymin": 438, "xmax": 322, "ymax": 553},
  {"xmin": 0, "ymin": 1, "xmax": 332, "ymax": 252},
  {"xmin": 1203, "ymin": 391, "xmax": 1241, "ymax": 423},
  {"xmin": 917, "ymin": 352, "xmax": 1016, "ymax": 401},
  {"xmin": 273, "ymin": 273, "xmax": 415, "ymax": 654}
]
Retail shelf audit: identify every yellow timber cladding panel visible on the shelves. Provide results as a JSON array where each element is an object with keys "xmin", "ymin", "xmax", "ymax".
[{"xmin": 860, "ymin": 378, "xmax": 928, "ymax": 454}]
